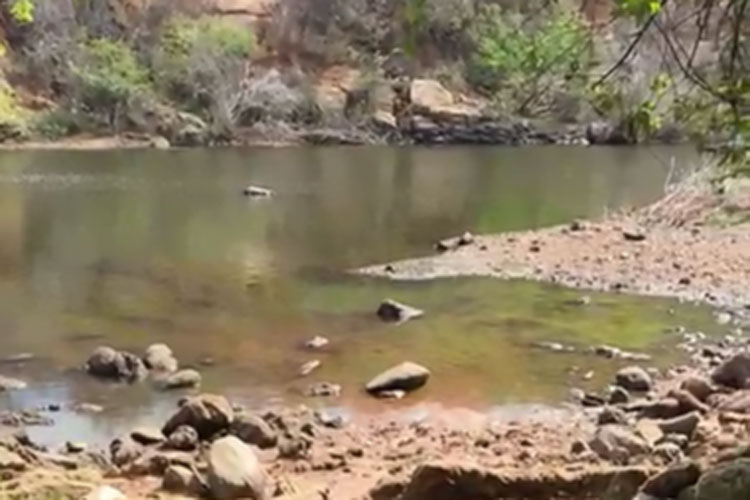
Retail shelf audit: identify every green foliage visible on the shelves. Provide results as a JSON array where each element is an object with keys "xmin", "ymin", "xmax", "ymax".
[
  {"xmin": 402, "ymin": 0, "xmax": 428, "ymax": 57},
  {"xmin": 158, "ymin": 15, "xmax": 254, "ymax": 65},
  {"xmin": 468, "ymin": 5, "xmax": 590, "ymax": 114},
  {"xmin": 9, "ymin": 0, "xmax": 34, "ymax": 23},
  {"xmin": 73, "ymin": 38, "xmax": 151, "ymax": 109},
  {"xmin": 615, "ymin": 0, "xmax": 662, "ymax": 23}
]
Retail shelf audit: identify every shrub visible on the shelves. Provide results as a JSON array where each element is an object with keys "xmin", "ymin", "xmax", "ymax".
[
  {"xmin": 74, "ymin": 38, "xmax": 151, "ymax": 110},
  {"xmin": 468, "ymin": 5, "xmax": 591, "ymax": 115},
  {"xmin": 153, "ymin": 15, "xmax": 255, "ymax": 131}
]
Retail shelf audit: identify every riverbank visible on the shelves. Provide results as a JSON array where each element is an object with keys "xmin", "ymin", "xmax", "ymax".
[{"xmin": 360, "ymin": 168, "xmax": 750, "ymax": 312}]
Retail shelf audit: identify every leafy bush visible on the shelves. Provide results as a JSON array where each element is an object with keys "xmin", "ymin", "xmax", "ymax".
[
  {"xmin": 74, "ymin": 38, "xmax": 151, "ymax": 110},
  {"xmin": 468, "ymin": 5, "xmax": 591, "ymax": 115},
  {"xmin": 153, "ymin": 15, "xmax": 255, "ymax": 131}
]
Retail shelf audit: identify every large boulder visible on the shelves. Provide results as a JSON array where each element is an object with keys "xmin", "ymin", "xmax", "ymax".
[
  {"xmin": 641, "ymin": 461, "xmax": 701, "ymax": 499},
  {"xmin": 408, "ymin": 79, "xmax": 480, "ymax": 124},
  {"xmin": 208, "ymin": 436, "xmax": 268, "ymax": 500},
  {"xmin": 713, "ymin": 353, "xmax": 750, "ymax": 389},
  {"xmin": 230, "ymin": 414, "xmax": 277, "ymax": 449},
  {"xmin": 143, "ymin": 343, "xmax": 178, "ymax": 373},
  {"xmin": 86, "ymin": 346, "xmax": 147, "ymax": 382},
  {"xmin": 615, "ymin": 366, "xmax": 653, "ymax": 392},
  {"xmin": 366, "ymin": 362, "xmax": 430, "ymax": 395},
  {"xmin": 694, "ymin": 458, "xmax": 750, "ymax": 500},
  {"xmin": 162, "ymin": 394, "xmax": 234, "ymax": 439},
  {"xmin": 589, "ymin": 425, "xmax": 650, "ymax": 462}
]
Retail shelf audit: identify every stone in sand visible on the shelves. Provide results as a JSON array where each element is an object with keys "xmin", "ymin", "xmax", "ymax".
[
  {"xmin": 376, "ymin": 299, "xmax": 424, "ymax": 322},
  {"xmin": 208, "ymin": 436, "xmax": 268, "ymax": 500},
  {"xmin": 366, "ymin": 362, "xmax": 430, "ymax": 395},
  {"xmin": 163, "ymin": 394, "xmax": 234, "ymax": 439},
  {"xmin": 615, "ymin": 366, "xmax": 653, "ymax": 392},
  {"xmin": 230, "ymin": 414, "xmax": 277, "ymax": 449}
]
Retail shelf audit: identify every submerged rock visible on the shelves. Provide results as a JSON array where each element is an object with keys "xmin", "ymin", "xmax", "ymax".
[
  {"xmin": 208, "ymin": 436, "xmax": 267, "ymax": 500},
  {"xmin": 377, "ymin": 299, "xmax": 424, "ymax": 323},
  {"xmin": 243, "ymin": 185, "xmax": 274, "ymax": 197},
  {"xmin": 366, "ymin": 362, "xmax": 430, "ymax": 396},
  {"xmin": 162, "ymin": 394, "xmax": 234, "ymax": 439}
]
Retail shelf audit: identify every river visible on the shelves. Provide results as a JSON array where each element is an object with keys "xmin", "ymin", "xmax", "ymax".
[{"xmin": 0, "ymin": 145, "xmax": 720, "ymax": 445}]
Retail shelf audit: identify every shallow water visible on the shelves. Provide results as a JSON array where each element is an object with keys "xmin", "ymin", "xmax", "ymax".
[{"xmin": 0, "ymin": 145, "xmax": 721, "ymax": 445}]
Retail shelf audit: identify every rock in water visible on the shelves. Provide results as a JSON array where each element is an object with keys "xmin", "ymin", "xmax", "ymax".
[
  {"xmin": 694, "ymin": 458, "xmax": 750, "ymax": 500},
  {"xmin": 366, "ymin": 362, "xmax": 430, "ymax": 395},
  {"xmin": 208, "ymin": 436, "xmax": 268, "ymax": 500},
  {"xmin": 163, "ymin": 369, "xmax": 202, "ymax": 390},
  {"xmin": 376, "ymin": 299, "xmax": 424, "ymax": 323},
  {"xmin": 85, "ymin": 486, "xmax": 127, "ymax": 500},
  {"xmin": 712, "ymin": 353, "xmax": 750, "ymax": 389},
  {"xmin": 298, "ymin": 360, "xmax": 320, "ymax": 377},
  {"xmin": 304, "ymin": 336, "xmax": 329, "ymax": 350},
  {"xmin": 615, "ymin": 366, "xmax": 653, "ymax": 392},
  {"xmin": 230, "ymin": 414, "xmax": 277, "ymax": 449},
  {"xmin": 162, "ymin": 394, "xmax": 234, "ymax": 439},
  {"xmin": 0, "ymin": 375, "xmax": 27, "ymax": 391},
  {"xmin": 641, "ymin": 461, "xmax": 701, "ymax": 499},
  {"xmin": 143, "ymin": 343, "xmax": 178, "ymax": 373},
  {"xmin": 86, "ymin": 346, "xmax": 147, "ymax": 382},
  {"xmin": 243, "ymin": 185, "xmax": 273, "ymax": 197}
]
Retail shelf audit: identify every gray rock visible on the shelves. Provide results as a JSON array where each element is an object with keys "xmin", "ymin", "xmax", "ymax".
[
  {"xmin": 652, "ymin": 442, "xmax": 685, "ymax": 464},
  {"xmin": 694, "ymin": 458, "xmax": 750, "ymax": 500},
  {"xmin": 680, "ymin": 376, "xmax": 714, "ymax": 402},
  {"xmin": 163, "ymin": 369, "xmax": 202, "ymax": 390},
  {"xmin": 366, "ymin": 362, "xmax": 430, "ymax": 395},
  {"xmin": 167, "ymin": 425, "xmax": 199, "ymax": 451},
  {"xmin": 130, "ymin": 427, "xmax": 165, "ymax": 446},
  {"xmin": 615, "ymin": 366, "xmax": 653, "ymax": 392},
  {"xmin": 162, "ymin": 394, "xmax": 234, "ymax": 439},
  {"xmin": 163, "ymin": 464, "xmax": 203, "ymax": 495},
  {"xmin": 639, "ymin": 398, "xmax": 683, "ymax": 419},
  {"xmin": 376, "ymin": 299, "xmax": 424, "ymax": 322},
  {"xmin": 110, "ymin": 437, "xmax": 143, "ymax": 467},
  {"xmin": 712, "ymin": 353, "xmax": 750, "ymax": 389},
  {"xmin": 243, "ymin": 185, "xmax": 274, "ymax": 197},
  {"xmin": 717, "ymin": 390, "xmax": 750, "ymax": 413},
  {"xmin": 0, "ymin": 375, "xmax": 27, "ymax": 391},
  {"xmin": 657, "ymin": 411, "xmax": 700, "ymax": 437},
  {"xmin": 230, "ymin": 414, "xmax": 277, "ymax": 449},
  {"xmin": 609, "ymin": 387, "xmax": 630, "ymax": 404},
  {"xmin": 589, "ymin": 425, "xmax": 650, "ymax": 461},
  {"xmin": 641, "ymin": 461, "xmax": 701, "ymax": 498},
  {"xmin": 598, "ymin": 406, "xmax": 628, "ymax": 425},
  {"xmin": 86, "ymin": 346, "xmax": 147, "ymax": 382},
  {"xmin": 143, "ymin": 343, "xmax": 178, "ymax": 373},
  {"xmin": 208, "ymin": 436, "xmax": 268, "ymax": 500}
]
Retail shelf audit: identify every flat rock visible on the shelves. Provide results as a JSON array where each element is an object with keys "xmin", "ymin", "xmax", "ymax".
[
  {"xmin": 208, "ymin": 435, "xmax": 268, "ymax": 500},
  {"xmin": 130, "ymin": 427, "xmax": 165, "ymax": 445},
  {"xmin": 230, "ymin": 414, "xmax": 277, "ymax": 449},
  {"xmin": 376, "ymin": 299, "xmax": 424, "ymax": 323},
  {"xmin": 657, "ymin": 411, "xmax": 700, "ymax": 437},
  {"xmin": 243, "ymin": 185, "xmax": 274, "ymax": 197},
  {"xmin": 366, "ymin": 362, "xmax": 430, "ymax": 395},
  {"xmin": 162, "ymin": 369, "xmax": 202, "ymax": 390},
  {"xmin": 162, "ymin": 394, "xmax": 234, "ymax": 439}
]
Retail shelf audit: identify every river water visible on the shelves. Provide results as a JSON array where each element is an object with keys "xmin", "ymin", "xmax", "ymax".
[{"xmin": 0, "ymin": 145, "xmax": 719, "ymax": 445}]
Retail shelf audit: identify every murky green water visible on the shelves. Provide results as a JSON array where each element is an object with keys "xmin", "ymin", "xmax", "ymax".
[{"xmin": 0, "ymin": 145, "xmax": 720, "ymax": 444}]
